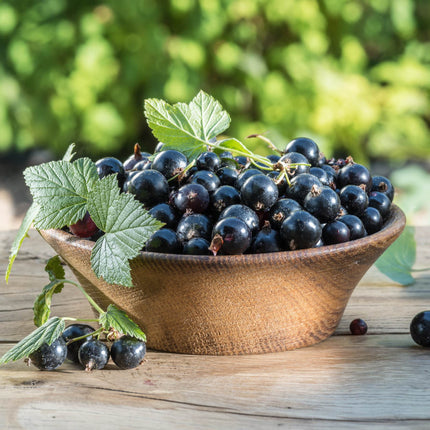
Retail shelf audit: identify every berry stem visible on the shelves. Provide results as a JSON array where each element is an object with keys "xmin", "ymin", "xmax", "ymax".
[{"xmin": 246, "ymin": 133, "xmax": 283, "ymax": 155}]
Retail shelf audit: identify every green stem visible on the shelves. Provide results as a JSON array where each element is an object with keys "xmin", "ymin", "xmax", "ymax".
[
  {"xmin": 64, "ymin": 327, "xmax": 104, "ymax": 345},
  {"xmin": 411, "ymin": 268, "xmax": 430, "ymax": 272},
  {"xmin": 62, "ymin": 279, "xmax": 105, "ymax": 315},
  {"xmin": 246, "ymin": 134, "xmax": 283, "ymax": 155}
]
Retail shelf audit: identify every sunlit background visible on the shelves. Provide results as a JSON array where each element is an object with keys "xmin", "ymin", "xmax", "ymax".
[{"xmin": 0, "ymin": 0, "xmax": 429, "ymax": 228}]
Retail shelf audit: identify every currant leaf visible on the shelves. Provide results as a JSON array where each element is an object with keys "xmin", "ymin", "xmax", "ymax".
[{"xmin": 100, "ymin": 304, "xmax": 146, "ymax": 341}]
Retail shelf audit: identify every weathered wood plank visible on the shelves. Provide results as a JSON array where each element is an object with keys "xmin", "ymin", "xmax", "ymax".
[{"xmin": 0, "ymin": 334, "xmax": 429, "ymax": 429}]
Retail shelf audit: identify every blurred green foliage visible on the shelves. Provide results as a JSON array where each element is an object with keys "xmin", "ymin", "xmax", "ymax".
[{"xmin": 0, "ymin": 0, "xmax": 429, "ymax": 162}]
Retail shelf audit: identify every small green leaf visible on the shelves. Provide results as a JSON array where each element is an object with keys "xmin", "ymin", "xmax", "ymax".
[
  {"xmin": 0, "ymin": 317, "xmax": 65, "ymax": 365},
  {"xmin": 24, "ymin": 157, "xmax": 98, "ymax": 230},
  {"xmin": 44, "ymin": 255, "xmax": 66, "ymax": 282},
  {"xmin": 5, "ymin": 202, "xmax": 39, "ymax": 283},
  {"xmin": 144, "ymin": 90, "xmax": 231, "ymax": 160},
  {"xmin": 62, "ymin": 143, "xmax": 77, "ymax": 162},
  {"xmin": 100, "ymin": 305, "xmax": 146, "ymax": 341},
  {"xmin": 33, "ymin": 257, "xmax": 67, "ymax": 327},
  {"xmin": 375, "ymin": 226, "xmax": 416, "ymax": 285},
  {"xmin": 87, "ymin": 175, "xmax": 163, "ymax": 287}
]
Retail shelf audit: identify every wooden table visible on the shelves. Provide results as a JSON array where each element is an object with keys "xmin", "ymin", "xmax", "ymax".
[{"xmin": 1, "ymin": 228, "xmax": 429, "ymax": 429}]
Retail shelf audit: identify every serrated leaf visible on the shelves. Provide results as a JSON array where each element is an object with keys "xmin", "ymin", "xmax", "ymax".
[
  {"xmin": 5, "ymin": 202, "xmax": 39, "ymax": 283},
  {"xmin": 375, "ymin": 226, "xmax": 416, "ymax": 285},
  {"xmin": 45, "ymin": 255, "xmax": 66, "ymax": 283},
  {"xmin": 144, "ymin": 90, "xmax": 230, "ymax": 160},
  {"xmin": 87, "ymin": 175, "xmax": 163, "ymax": 287},
  {"xmin": 62, "ymin": 143, "xmax": 77, "ymax": 162},
  {"xmin": 213, "ymin": 137, "xmax": 254, "ymax": 157},
  {"xmin": 33, "ymin": 257, "xmax": 67, "ymax": 327},
  {"xmin": 100, "ymin": 305, "xmax": 146, "ymax": 341},
  {"xmin": 24, "ymin": 158, "xmax": 98, "ymax": 229},
  {"xmin": 0, "ymin": 317, "xmax": 65, "ymax": 365}
]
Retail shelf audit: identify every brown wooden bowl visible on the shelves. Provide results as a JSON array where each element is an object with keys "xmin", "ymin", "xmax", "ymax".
[{"xmin": 39, "ymin": 205, "xmax": 406, "ymax": 355}]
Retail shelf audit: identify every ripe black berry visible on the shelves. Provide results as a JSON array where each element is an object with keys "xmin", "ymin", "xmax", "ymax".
[
  {"xmin": 28, "ymin": 337, "xmax": 67, "ymax": 371},
  {"xmin": 216, "ymin": 166, "xmax": 239, "ymax": 186},
  {"xmin": 219, "ymin": 204, "xmax": 260, "ymax": 236},
  {"xmin": 235, "ymin": 168, "xmax": 264, "ymax": 190},
  {"xmin": 196, "ymin": 151, "xmax": 222, "ymax": 172},
  {"xmin": 368, "ymin": 191, "xmax": 391, "ymax": 220},
  {"xmin": 173, "ymin": 183, "xmax": 210, "ymax": 213},
  {"xmin": 210, "ymin": 217, "xmax": 252, "ymax": 255},
  {"xmin": 151, "ymin": 150, "xmax": 188, "ymax": 181},
  {"xmin": 69, "ymin": 212, "xmax": 99, "ymax": 238},
  {"xmin": 95, "ymin": 157, "xmax": 126, "ymax": 189},
  {"xmin": 360, "ymin": 207, "xmax": 383, "ymax": 234},
  {"xmin": 148, "ymin": 203, "xmax": 179, "ymax": 230},
  {"xmin": 145, "ymin": 228, "xmax": 182, "ymax": 254},
  {"xmin": 128, "ymin": 170, "xmax": 169, "ymax": 208},
  {"xmin": 210, "ymin": 185, "xmax": 241, "ymax": 216},
  {"xmin": 303, "ymin": 185, "xmax": 341, "ymax": 223},
  {"xmin": 188, "ymin": 169, "xmax": 221, "ymax": 193},
  {"xmin": 62, "ymin": 324, "xmax": 95, "ymax": 363},
  {"xmin": 322, "ymin": 221, "xmax": 351, "ymax": 245},
  {"xmin": 338, "ymin": 214, "xmax": 367, "ymax": 240},
  {"xmin": 337, "ymin": 162, "xmax": 372, "ymax": 191},
  {"xmin": 284, "ymin": 137, "xmax": 320, "ymax": 167},
  {"xmin": 339, "ymin": 185, "xmax": 368, "ymax": 216},
  {"xmin": 350, "ymin": 318, "xmax": 368, "ymax": 335},
  {"xmin": 286, "ymin": 173, "xmax": 322, "ymax": 205},
  {"xmin": 251, "ymin": 222, "xmax": 283, "ymax": 253},
  {"xmin": 78, "ymin": 339, "xmax": 110, "ymax": 371},
  {"xmin": 183, "ymin": 238, "xmax": 211, "ymax": 255},
  {"xmin": 176, "ymin": 214, "xmax": 212, "ymax": 242},
  {"xmin": 410, "ymin": 311, "xmax": 430, "ymax": 347},
  {"xmin": 111, "ymin": 336, "xmax": 146, "ymax": 369},
  {"xmin": 278, "ymin": 152, "xmax": 310, "ymax": 178},
  {"xmin": 280, "ymin": 210, "xmax": 322, "ymax": 250},
  {"xmin": 241, "ymin": 174, "xmax": 279, "ymax": 211},
  {"xmin": 268, "ymin": 198, "xmax": 302, "ymax": 230},
  {"xmin": 371, "ymin": 176, "xmax": 394, "ymax": 202}
]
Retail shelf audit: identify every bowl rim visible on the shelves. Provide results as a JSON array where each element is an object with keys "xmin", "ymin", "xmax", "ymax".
[{"xmin": 41, "ymin": 205, "xmax": 406, "ymax": 266}]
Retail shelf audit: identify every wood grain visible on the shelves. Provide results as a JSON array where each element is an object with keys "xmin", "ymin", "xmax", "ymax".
[{"xmin": 1, "ymin": 225, "xmax": 430, "ymax": 428}]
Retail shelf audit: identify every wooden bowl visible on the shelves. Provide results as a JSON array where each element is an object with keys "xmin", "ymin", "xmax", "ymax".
[{"xmin": 39, "ymin": 205, "xmax": 406, "ymax": 355}]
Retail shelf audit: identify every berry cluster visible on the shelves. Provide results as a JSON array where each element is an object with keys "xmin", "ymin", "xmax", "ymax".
[
  {"xmin": 71, "ymin": 137, "xmax": 394, "ymax": 255},
  {"xmin": 28, "ymin": 324, "xmax": 146, "ymax": 371}
]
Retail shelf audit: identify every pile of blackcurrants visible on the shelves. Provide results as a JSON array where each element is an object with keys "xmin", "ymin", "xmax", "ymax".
[
  {"xmin": 28, "ymin": 324, "xmax": 146, "ymax": 371},
  {"xmin": 76, "ymin": 137, "xmax": 394, "ymax": 255}
]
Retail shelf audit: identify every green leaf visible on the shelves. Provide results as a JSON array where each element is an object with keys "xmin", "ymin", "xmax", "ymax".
[
  {"xmin": 44, "ymin": 255, "xmax": 66, "ymax": 282},
  {"xmin": 62, "ymin": 143, "xmax": 77, "ymax": 162},
  {"xmin": 33, "ymin": 257, "xmax": 67, "ymax": 327},
  {"xmin": 87, "ymin": 175, "xmax": 163, "ymax": 287},
  {"xmin": 375, "ymin": 226, "xmax": 416, "ymax": 285},
  {"xmin": 0, "ymin": 317, "xmax": 65, "ymax": 365},
  {"xmin": 5, "ymin": 202, "xmax": 39, "ymax": 283},
  {"xmin": 24, "ymin": 158, "xmax": 98, "ymax": 230},
  {"xmin": 100, "ymin": 304, "xmax": 146, "ymax": 341},
  {"xmin": 144, "ymin": 90, "xmax": 230, "ymax": 160}
]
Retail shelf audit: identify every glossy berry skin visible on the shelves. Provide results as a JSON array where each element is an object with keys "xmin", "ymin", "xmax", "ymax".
[
  {"xmin": 111, "ymin": 336, "xmax": 146, "ymax": 369},
  {"xmin": 176, "ymin": 214, "xmax": 212, "ymax": 242},
  {"xmin": 286, "ymin": 174, "xmax": 322, "ymax": 205},
  {"xmin": 268, "ymin": 198, "xmax": 302, "ymax": 230},
  {"xmin": 129, "ymin": 170, "xmax": 169, "ymax": 208},
  {"xmin": 173, "ymin": 183, "xmax": 210, "ymax": 213},
  {"xmin": 196, "ymin": 151, "xmax": 222, "ymax": 172},
  {"xmin": 284, "ymin": 137, "xmax": 320, "ymax": 167},
  {"xmin": 251, "ymin": 225, "xmax": 283, "ymax": 253},
  {"xmin": 337, "ymin": 163, "xmax": 372, "ymax": 191},
  {"xmin": 338, "ymin": 214, "xmax": 367, "ymax": 240},
  {"xmin": 241, "ymin": 174, "xmax": 279, "ymax": 211},
  {"xmin": 267, "ymin": 154, "xmax": 280, "ymax": 164},
  {"xmin": 62, "ymin": 324, "xmax": 95, "ymax": 363},
  {"xmin": 95, "ymin": 157, "xmax": 126, "ymax": 189},
  {"xmin": 188, "ymin": 170, "xmax": 221, "ymax": 193},
  {"xmin": 266, "ymin": 170, "xmax": 288, "ymax": 196},
  {"xmin": 309, "ymin": 167, "xmax": 332, "ymax": 187},
  {"xmin": 371, "ymin": 176, "xmax": 394, "ymax": 202},
  {"xmin": 78, "ymin": 339, "xmax": 110, "ymax": 371},
  {"xmin": 183, "ymin": 238, "xmax": 211, "ymax": 255},
  {"xmin": 410, "ymin": 311, "xmax": 430, "ymax": 347},
  {"xmin": 29, "ymin": 337, "xmax": 67, "ymax": 371},
  {"xmin": 350, "ymin": 318, "xmax": 368, "ymax": 335},
  {"xmin": 145, "ymin": 228, "xmax": 182, "ymax": 254},
  {"xmin": 152, "ymin": 150, "xmax": 188, "ymax": 181},
  {"xmin": 322, "ymin": 221, "xmax": 351, "ymax": 245},
  {"xmin": 360, "ymin": 207, "xmax": 383, "ymax": 234},
  {"xmin": 235, "ymin": 168, "xmax": 264, "ymax": 190},
  {"xmin": 211, "ymin": 217, "xmax": 252, "ymax": 255},
  {"xmin": 280, "ymin": 210, "xmax": 322, "ymax": 250},
  {"xmin": 339, "ymin": 185, "xmax": 368, "ymax": 216},
  {"xmin": 278, "ymin": 152, "xmax": 310, "ymax": 178},
  {"xmin": 148, "ymin": 203, "xmax": 178, "ymax": 230},
  {"xmin": 69, "ymin": 212, "xmax": 99, "ymax": 238},
  {"xmin": 368, "ymin": 191, "xmax": 391, "ymax": 220},
  {"xmin": 219, "ymin": 204, "xmax": 260, "ymax": 236},
  {"xmin": 216, "ymin": 166, "xmax": 238, "ymax": 186},
  {"xmin": 303, "ymin": 185, "xmax": 341, "ymax": 223},
  {"xmin": 210, "ymin": 185, "xmax": 241, "ymax": 216}
]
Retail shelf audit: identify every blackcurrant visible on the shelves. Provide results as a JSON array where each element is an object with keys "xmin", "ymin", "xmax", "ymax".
[
  {"xmin": 151, "ymin": 150, "xmax": 188, "ymax": 181},
  {"xmin": 410, "ymin": 311, "xmax": 430, "ymax": 347},
  {"xmin": 284, "ymin": 137, "xmax": 320, "ymax": 167},
  {"xmin": 268, "ymin": 198, "xmax": 303, "ymax": 230},
  {"xmin": 210, "ymin": 185, "xmax": 241, "ymax": 216},
  {"xmin": 338, "ymin": 214, "xmax": 367, "ymax": 240},
  {"xmin": 188, "ymin": 169, "xmax": 221, "ymax": 193},
  {"xmin": 219, "ymin": 204, "xmax": 260, "ymax": 236},
  {"xmin": 350, "ymin": 318, "xmax": 368, "ymax": 335},
  {"xmin": 371, "ymin": 176, "xmax": 395, "ymax": 202},
  {"xmin": 286, "ymin": 173, "xmax": 322, "ymax": 205},
  {"xmin": 62, "ymin": 324, "xmax": 95, "ymax": 363},
  {"xmin": 210, "ymin": 217, "xmax": 252, "ymax": 255},
  {"xmin": 251, "ymin": 222, "xmax": 283, "ymax": 253},
  {"xmin": 303, "ymin": 185, "xmax": 341, "ymax": 223},
  {"xmin": 241, "ymin": 174, "xmax": 279, "ymax": 211},
  {"xmin": 78, "ymin": 339, "xmax": 110, "ymax": 371},
  {"xmin": 28, "ymin": 337, "xmax": 67, "ymax": 371},
  {"xmin": 339, "ymin": 185, "xmax": 369, "ymax": 216},
  {"xmin": 337, "ymin": 162, "xmax": 372, "ymax": 191},
  {"xmin": 322, "ymin": 221, "xmax": 351, "ymax": 245},
  {"xmin": 173, "ymin": 183, "xmax": 210, "ymax": 213},
  {"xmin": 95, "ymin": 157, "xmax": 126, "ymax": 190},
  {"xmin": 360, "ymin": 207, "xmax": 383, "ymax": 234},
  {"xmin": 111, "ymin": 336, "xmax": 146, "ymax": 369},
  {"xmin": 183, "ymin": 238, "xmax": 211, "ymax": 255},
  {"xmin": 176, "ymin": 214, "xmax": 212, "ymax": 242},
  {"xmin": 235, "ymin": 168, "xmax": 264, "ymax": 190},
  {"xmin": 128, "ymin": 170, "xmax": 169, "ymax": 208},
  {"xmin": 368, "ymin": 191, "xmax": 391, "ymax": 220},
  {"xmin": 145, "ymin": 228, "xmax": 182, "ymax": 254},
  {"xmin": 280, "ymin": 210, "xmax": 322, "ymax": 250},
  {"xmin": 148, "ymin": 203, "xmax": 179, "ymax": 230},
  {"xmin": 196, "ymin": 151, "xmax": 222, "ymax": 172},
  {"xmin": 69, "ymin": 212, "xmax": 99, "ymax": 238},
  {"xmin": 278, "ymin": 152, "xmax": 310, "ymax": 178},
  {"xmin": 216, "ymin": 166, "xmax": 239, "ymax": 186}
]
